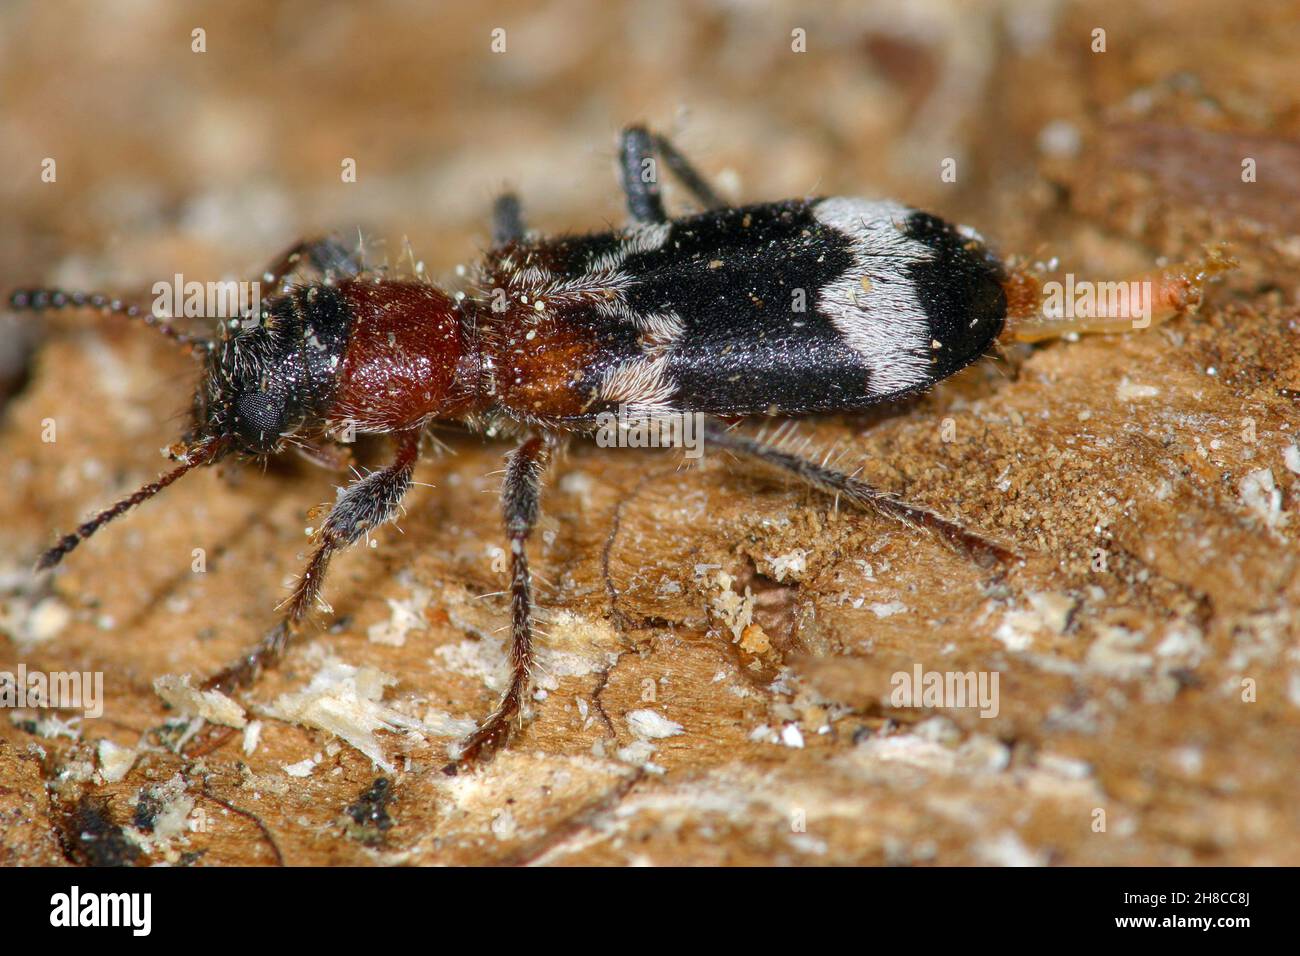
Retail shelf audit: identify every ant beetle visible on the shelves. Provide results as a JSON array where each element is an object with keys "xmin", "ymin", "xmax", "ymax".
[{"xmin": 9, "ymin": 125, "xmax": 1227, "ymax": 771}]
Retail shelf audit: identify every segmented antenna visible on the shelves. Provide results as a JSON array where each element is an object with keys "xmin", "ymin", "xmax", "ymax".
[
  {"xmin": 36, "ymin": 440, "xmax": 223, "ymax": 571},
  {"xmin": 8, "ymin": 288, "xmax": 211, "ymax": 354}
]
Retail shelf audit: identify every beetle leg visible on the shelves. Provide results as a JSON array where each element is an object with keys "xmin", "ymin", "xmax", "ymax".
[
  {"xmin": 703, "ymin": 422, "xmax": 1018, "ymax": 568},
  {"xmin": 619, "ymin": 125, "xmax": 727, "ymax": 223},
  {"xmin": 619, "ymin": 125, "xmax": 667, "ymax": 224},
  {"xmin": 491, "ymin": 192, "xmax": 526, "ymax": 247},
  {"xmin": 258, "ymin": 236, "xmax": 363, "ymax": 294},
  {"xmin": 444, "ymin": 434, "xmax": 552, "ymax": 773},
  {"xmin": 649, "ymin": 129, "xmax": 726, "ymax": 210},
  {"xmin": 202, "ymin": 428, "xmax": 421, "ymax": 696}
]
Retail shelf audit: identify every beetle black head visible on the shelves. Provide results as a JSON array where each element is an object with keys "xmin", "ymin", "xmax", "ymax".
[
  {"xmin": 188, "ymin": 286, "xmax": 351, "ymax": 456},
  {"xmin": 11, "ymin": 283, "xmax": 352, "ymax": 571}
]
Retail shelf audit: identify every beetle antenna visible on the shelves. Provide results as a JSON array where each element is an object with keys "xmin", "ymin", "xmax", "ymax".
[
  {"xmin": 36, "ymin": 440, "xmax": 223, "ymax": 571},
  {"xmin": 9, "ymin": 287, "xmax": 211, "ymax": 356}
]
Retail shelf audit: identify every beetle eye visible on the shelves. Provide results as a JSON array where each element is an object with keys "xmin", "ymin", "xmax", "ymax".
[{"xmin": 236, "ymin": 389, "xmax": 286, "ymax": 432}]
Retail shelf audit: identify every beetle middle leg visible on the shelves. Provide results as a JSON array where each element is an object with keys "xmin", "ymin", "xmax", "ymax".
[
  {"xmin": 703, "ymin": 421, "xmax": 1017, "ymax": 568},
  {"xmin": 444, "ymin": 434, "xmax": 552, "ymax": 773},
  {"xmin": 201, "ymin": 428, "xmax": 422, "ymax": 696}
]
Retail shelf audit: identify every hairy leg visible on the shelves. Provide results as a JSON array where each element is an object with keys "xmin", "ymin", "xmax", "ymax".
[
  {"xmin": 703, "ymin": 422, "xmax": 1016, "ymax": 568},
  {"xmin": 202, "ymin": 428, "xmax": 421, "ymax": 695},
  {"xmin": 258, "ymin": 236, "xmax": 363, "ymax": 293},
  {"xmin": 619, "ymin": 125, "xmax": 667, "ymax": 224},
  {"xmin": 444, "ymin": 434, "xmax": 552, "ymax": 773},
  {"xmin": 618, "ymin": 124, "xmax": 725, "ymax": 224},
  {"xmin": 648, "ymin": 129, "xmax": 725, "ymax": 210}
]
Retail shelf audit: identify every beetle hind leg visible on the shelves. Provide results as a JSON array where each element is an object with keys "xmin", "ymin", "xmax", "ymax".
[
  {"xmin": 618, "ymin": 124, "xmax": 726, "ymax": 224},
  {"xmin": 491, "ymin": 192, "xmax": 526, "ymax": 247},
  {"xmin": 619, "ymin": 126, "xmax": 668, "ymax": 224},
  {"xmin": 648, "ymin": 129, "xmax": 725, "ymax": 210},
  {"xmin": 704, "ymin": 422, "xmax": 1018, "ymax": 569}
]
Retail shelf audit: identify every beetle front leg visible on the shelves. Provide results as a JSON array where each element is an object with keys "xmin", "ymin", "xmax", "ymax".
[
  {"xmin": 258, "ymin": 236, "xmax": 363, "ymax": 294},
  {"xmin": 202, "ymin": 428, "xmax": 421, "ymax": 696}
]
